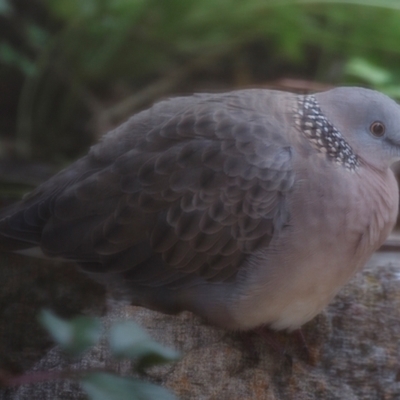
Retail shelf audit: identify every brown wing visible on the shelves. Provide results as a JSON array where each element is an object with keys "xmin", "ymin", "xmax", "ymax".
[{"xmin": 0, "ymin": 90, "xmax": 294, "ymax": 287}]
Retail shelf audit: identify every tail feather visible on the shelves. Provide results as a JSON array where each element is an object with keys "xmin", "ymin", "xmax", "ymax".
[
  {"xmin": 0, "ymin": 231, "xmax": 39, "ymax": 251},
  {"xmin": 0, "ymin": 203, "xmax": 44, "ymax": 252}
]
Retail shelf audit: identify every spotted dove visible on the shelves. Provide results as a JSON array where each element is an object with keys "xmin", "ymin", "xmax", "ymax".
[{"xmin": 0, "ymin": 87, "xmax": 399, "ymax": 331}]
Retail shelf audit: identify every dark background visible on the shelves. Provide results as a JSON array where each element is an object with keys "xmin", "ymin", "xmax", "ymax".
[{"xmin": 2, "ymin": 0, "xmax": 400, "ymax": 181}]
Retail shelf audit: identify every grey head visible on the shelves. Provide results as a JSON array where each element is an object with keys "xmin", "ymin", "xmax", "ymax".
[{"xmin": 297, "ymin": 87, "xmax": 400, "ymax": 171}]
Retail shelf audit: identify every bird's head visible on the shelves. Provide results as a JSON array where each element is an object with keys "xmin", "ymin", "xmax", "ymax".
[
  {"xmin": 315, "ymin": 87, "xmax": 400, "ymax": 170},
  {"xmin": 297, "ymin": 87, "xmax": 400, "ymax": 171}
]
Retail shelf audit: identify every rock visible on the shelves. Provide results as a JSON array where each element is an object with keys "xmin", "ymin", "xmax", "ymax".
[{"xmin": 3, "ymin": 251, "xmax": 400, "ymax": 400}]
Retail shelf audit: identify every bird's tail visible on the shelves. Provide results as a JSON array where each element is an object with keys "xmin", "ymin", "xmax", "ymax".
[{"xmin": 0, "ymin": 201, "xmax": 44, "ymax": 252}]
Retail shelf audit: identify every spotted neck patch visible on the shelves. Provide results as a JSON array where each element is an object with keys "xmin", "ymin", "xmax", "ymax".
[{"xmin": 294, "ymin": 95, "xmax": 359, "ymax": 171}]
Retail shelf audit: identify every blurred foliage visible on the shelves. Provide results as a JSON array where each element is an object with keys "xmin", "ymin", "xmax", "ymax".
[
  {"xmin": 0, "ymin": 310, "xmax": 179, "ymax": 399},
  {"xmin": 29, "ymin": 311, "xmax": 179, "ymax": 400},
  {"xmin": 346, "ymin": 57, "xmax": 400, "ymax": 98},
  {"xmin": 2, "ymin": 0, "xmax": 400, "ymax": 162},
  {"xmin": 40, "ymin": 310, "xmax": 103, "ymax": 357},
  {"xmin": 81, "ymin": 373, "xmax": 177, "ymax": 400}
]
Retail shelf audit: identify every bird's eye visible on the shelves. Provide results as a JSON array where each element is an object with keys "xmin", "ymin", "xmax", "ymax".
[{"xmin": 370, "ymin": 121, "xmax": 385, "ymax": 137}]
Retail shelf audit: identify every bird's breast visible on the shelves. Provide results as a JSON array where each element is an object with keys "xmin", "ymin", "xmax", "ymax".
[{"xmin": 230, "ymin": 161, "xmax": 398, "ymax": 331}]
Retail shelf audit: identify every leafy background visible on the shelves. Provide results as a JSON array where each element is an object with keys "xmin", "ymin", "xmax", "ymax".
[{"xmin": 2, "ymin": 0, "xmax": 400, "ymax": 168}]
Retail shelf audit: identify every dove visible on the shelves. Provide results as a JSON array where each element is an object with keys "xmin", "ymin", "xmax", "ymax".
[{"xmin": 0, "ymin": 87, "xmax": 399, "ymax": 331}]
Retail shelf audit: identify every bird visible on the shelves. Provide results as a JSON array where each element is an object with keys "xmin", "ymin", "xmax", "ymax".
[{"xmin": 0, "ymin": 87, "xmax": 399, "ymax": 332}]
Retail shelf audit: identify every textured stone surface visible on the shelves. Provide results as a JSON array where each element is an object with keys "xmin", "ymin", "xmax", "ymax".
[{"xmin": 2, "ymin": 251, "xmax": 400, "ymax": 399}]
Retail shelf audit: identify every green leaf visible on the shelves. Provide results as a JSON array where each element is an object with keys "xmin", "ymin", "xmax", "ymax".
[
  {"xmin": 0, "ymin": 43, "xmax": 36, "ymax": 76},
  {"xmin": 81, "ymin": 372, "xmax": 177, "ymax": 400},
  {"xmin": 26, "ymin": 24, "xmax": 50, "ymax": 49},
  {"xmin": 109, "ymin": 321, "xmax": 180, "ymax": 369},
  {"xmin": 345, "ymin": 58, "xmax": 392, "ymax": 86},
  {"xmin": 0, "ymin": 0, "xmax": 11, "ymax": 15},
  {"xmin": 379, "ymin": 85, "xmax": 400, "ymax": 99},
  {"xmin": 39, "ymin": 310, "xmax": 102, "ymax": 357}
]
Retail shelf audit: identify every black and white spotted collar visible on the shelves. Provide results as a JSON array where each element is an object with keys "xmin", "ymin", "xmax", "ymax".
[{"xmin": 294, "ymin": 95, "xmax": 359, "ymax": 171}]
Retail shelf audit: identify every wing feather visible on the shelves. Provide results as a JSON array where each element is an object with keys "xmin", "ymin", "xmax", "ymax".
[{"xmin": 0, "ymin": 90, "xmax": 295, "ymax": 289}]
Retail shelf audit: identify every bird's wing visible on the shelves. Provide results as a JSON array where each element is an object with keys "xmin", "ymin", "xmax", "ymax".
[{"xmin": 0, "ymin": 90, "xmax": 295, "ymax": 286}]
